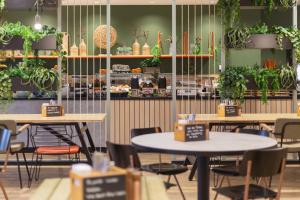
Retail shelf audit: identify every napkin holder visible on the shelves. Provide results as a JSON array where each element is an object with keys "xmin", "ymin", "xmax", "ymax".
[
  {"xmin": 217, "ymin": 104, "xmax": 241, "ymax": 117},
  {"xmin": 174, "ymin": 122, "xmax": 208, "ymax": 142},
  {"xmin": 41, "ymin": 104, "xmax": 64, "ymax": 117},
  {"xmin": 70, "ymin": 166, "xmax": 141, "ymax": 200}
]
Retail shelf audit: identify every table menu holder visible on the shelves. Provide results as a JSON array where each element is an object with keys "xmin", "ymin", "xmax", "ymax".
[
  {"xmin": 174, "ymin": 122, "xmax": 209, "ymax": 142},
  {"xmin": 41, "ymin": 105, "xmax": 64, "ymax": 117},
  {"xmin": 70, "ymin": 166, "xmax": 141, "ymax": 200},
  {"xmin": 217, "ymin": 104, "xmax": 241, "ymax": 117}
]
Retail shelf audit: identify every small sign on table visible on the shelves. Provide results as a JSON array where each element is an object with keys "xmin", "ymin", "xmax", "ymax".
[
  {"xmin": 218, "ymin": 105, "xmax": 241, "ymax": 117},
  {"xmin": 174, "ymin": 123, "xmax": 208, "ymax": 142}
]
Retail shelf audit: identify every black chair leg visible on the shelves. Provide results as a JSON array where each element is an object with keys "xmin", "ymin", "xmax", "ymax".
[
  {"xmin": 16, "ymin": 153, "xmax": 23, "ymax": 189},
  {"xmin": 22, "ymin": 152, "xmax": 31, "ymax": 185},
  {"xmin": 189, "ymin": 160, "xmax": 197, "ymax": 181},
  {"xmin": 173, "ymin": 175, "xmax": 186, "ymax": 200}
]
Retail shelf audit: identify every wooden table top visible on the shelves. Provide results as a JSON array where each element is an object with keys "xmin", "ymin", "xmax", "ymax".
[
  {"xmin": 30, "ymin": 176, "xmax": 169, "ymax": 200},
  {"xmin": 178, "ymin": 113, "xmax": 300, "ymax": 123},
  {"xmin": 0, "ymin": 113, "xmax": 106, "ymax": 123}
]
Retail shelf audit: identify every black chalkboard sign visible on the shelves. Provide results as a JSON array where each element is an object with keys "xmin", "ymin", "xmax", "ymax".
[
  {"xmin": 83, "ymin": 175, "xmax": 126, "ymax": 200},
  {"xmin": 184, "ymin": 124, "xmax": 206, "ymax": 142},
  {"xmin": 46, "ymin": 106, "xmax": 62, "ymax": 117},
  {"xmin": 225, "ymin": 106, "xmax": 240, "ymax": 117}
]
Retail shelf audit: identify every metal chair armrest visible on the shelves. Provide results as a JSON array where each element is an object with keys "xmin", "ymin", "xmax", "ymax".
[
  {"xmin": 259, "ymin": 123, "xmax": 274, "ymax": 132},
  {"xmin": 16, "ymin": 124, "xmax": 30, "ymax": 134}
]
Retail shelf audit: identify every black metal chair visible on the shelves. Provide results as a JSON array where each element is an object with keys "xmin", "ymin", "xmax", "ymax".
[
  {"xmin": 131, "ymin": 127, "xmax": 188, "ymax": 199},
  {"xmin": 213, "ymin": 148, "xmax": 287, "ymax": 200},
  {"xmin": 107, "ymin": 139, "xmax": 187, "ymax": 200},
  {"xmin": 0, "ymin": 120, "xmax": 30, "ymax": 189},
  {"xmin": 30, "ymin": 125, "xmax": 80, "ymax": 184}
]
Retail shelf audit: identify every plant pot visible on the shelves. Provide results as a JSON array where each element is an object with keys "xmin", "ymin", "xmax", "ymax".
[
  {"xmin": 143, "ymin": 67, "xmax": 160, "ymax": 74},
  {"xmin": 0, "ymin": 36, "xmax": 24, "ymax": 50},
  {"xmin": 32, "ymin": 35, "xmax": 57, "ymax": 50},
  {"xmin": 11, "ymin": 77, "xmax": 37, "ymax": 92},
  {"xmin": 246, "ymin": 34, "xmax": 292, "ymax": 49}
]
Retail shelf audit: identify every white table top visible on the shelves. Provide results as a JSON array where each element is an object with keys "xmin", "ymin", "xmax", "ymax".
[{"xmin": 131, "ymin": 132, "xmax": 278, "ymax": 156}]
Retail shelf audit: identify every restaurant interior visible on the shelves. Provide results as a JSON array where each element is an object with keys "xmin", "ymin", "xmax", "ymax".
[{"xmin": 0, "ymin": 0, "xmax": 300, "ymax": 199}]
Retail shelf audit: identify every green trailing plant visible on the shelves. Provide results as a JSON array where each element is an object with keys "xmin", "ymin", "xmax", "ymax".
[
  {"xmin": 0, "ymin": 0, "xmax": 5, "ymax": 11},
  {"xmin": 0, "ymin": 22, "xmax": 63, "ymax": 56},
  {"xmin": 250, "ymin": 65, "xmax": 280, "ymax": 103},
  {"xmin": 140, "ymin": 45, "xmax": 161, "ymax": 68},
  {"xmin": 226, "ymin": 25, "xmax": 251, "ymax": 48},
  {"xmin": 216, "ymin": 0, "xmax": 240, "ymax": 30},
  {"xmin": 253, "ymin": 0, "xmax": 296, "ymax": 13},
  {"xmin": 272, "ymin": 26, "xmax": 300, "ymax": 62},
  {"xmin": 218, "ymin": 66, "xmax": 250, "ymax": 105},
  {"xmin": 279, "ymin": 64, "xmax": 296, "ymax": 89}
]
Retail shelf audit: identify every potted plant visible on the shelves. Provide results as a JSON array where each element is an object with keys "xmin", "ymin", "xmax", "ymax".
[
  {"xmin": 226, "ymin": 25, "xmax": 251, "ymax": 48},
  {"xmin": 279, "ymin": 64, "xmax": 296, "ymax": 90},
  {"xmin": 217, "ymin": 66, "xmax": 250, "ymax": 105},
  {"xmin": 246, "ymin": 23, "xmax": 292, "ymax": 49},
  {"xmin": 140, "ymin": 45, "xmax": 161, "ymax": 73},
  {"xmin": 249, "ymin": 65, "xmax": 280, "ymax": 103}
]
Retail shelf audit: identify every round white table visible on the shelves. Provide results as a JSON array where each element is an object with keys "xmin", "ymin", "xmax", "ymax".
[{"xmin": 131, "ymin": 132, "xmax": 278, "ymax": 200}]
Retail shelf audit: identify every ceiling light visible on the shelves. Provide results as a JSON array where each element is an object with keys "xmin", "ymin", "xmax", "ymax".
[{"xmin": 34, "ymin": 0, "xmax": 42, "ymax": 31}]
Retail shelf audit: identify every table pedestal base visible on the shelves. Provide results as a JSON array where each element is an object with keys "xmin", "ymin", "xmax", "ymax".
[{"xmin": 197, "ymin": 155, "xmax": 210, "ymax": 200}]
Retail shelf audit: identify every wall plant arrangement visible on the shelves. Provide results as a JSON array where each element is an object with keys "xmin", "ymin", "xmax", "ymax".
[
  {"xmin": 218, "ymin": 64, "xmax": 295, "ymax": 104},
  {"xmin": 0, "ymin": 21, "xmax": 63, "ymax": 101}
]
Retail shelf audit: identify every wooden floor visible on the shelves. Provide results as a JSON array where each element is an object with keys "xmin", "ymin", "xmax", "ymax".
[{"xmin": 2, "ymin": 153, "xmax": 300, "ymax": 200}]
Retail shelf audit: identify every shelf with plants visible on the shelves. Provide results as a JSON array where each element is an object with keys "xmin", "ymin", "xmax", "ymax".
[
  {"xmin": 0, "ymin": 19, "xmax": 64, "ymax": 101},
  {"xmin": 217, "ymin": 64, "xmax": 296, "ymax": 105}
]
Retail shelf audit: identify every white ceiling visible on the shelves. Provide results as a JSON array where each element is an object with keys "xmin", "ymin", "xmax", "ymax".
[{"xmin": 61, "ymin": 0, "xmax": 219, "ymax": 6}]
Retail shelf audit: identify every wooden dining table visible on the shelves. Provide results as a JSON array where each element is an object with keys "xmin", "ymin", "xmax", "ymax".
[
  {"xmin": 178, "ymin": 113, "xmax": 300, "ymax": 129},
  {"xmin": 0, "ymin": 113, "xmax": 106, "ymax": 164}
]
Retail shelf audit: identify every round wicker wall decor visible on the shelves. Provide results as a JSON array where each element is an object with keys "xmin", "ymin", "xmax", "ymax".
[{"xmin": 93, "ymin": 25, "xmax": 117, "ymax": 49}]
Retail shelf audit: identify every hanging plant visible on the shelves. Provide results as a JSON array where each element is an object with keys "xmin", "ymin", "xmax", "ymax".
[
  {"xmin": 0, "ymin": 0, "xmax": 5, "ymax": 11},
  {"xmin": 140, "ymin": 45, "xmax": 161, "ymax": 68},
  {"xmin": 226, "ymin": 25, "xmax": 251, "ymax": 48},
  {"xmin": 216, "ymin": 0, "xmax": 240, "ymax": 30},
  {"xmin": 279, "ymin": 64, "xmax": 296, "ymax": 89},
  {"xmin": 272, "ymin": 26, "xmax": 300, "ymax": 62},
  {"xmin": 250, "ymin": 65, "xmax": 280, "ymax": 103}
]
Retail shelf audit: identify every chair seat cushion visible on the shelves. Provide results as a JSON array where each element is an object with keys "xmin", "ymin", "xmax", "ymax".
[
  {"xmin": 141, "ymin": 163, "xmax": 188, "ymax": 175},
  {"xmin": 281, "ymin": 141, "xmax": 300, "ymax": 153},
  {"xmin": 212, "ymin": 165, "xmax": 240, "ymax": 177},
  {"xmin": 213, "ymin": 184, "xmax": 277, "ymax": 200},
  {"xmin": 36, "ymin": 145, "xmax": 80, "ymax": 155},
  {"xmin": 10, "ymin": 142, "xmax": 25, "ymax": 153}
]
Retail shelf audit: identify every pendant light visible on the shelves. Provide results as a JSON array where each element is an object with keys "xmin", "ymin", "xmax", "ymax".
[{"xmin": 34, "ymin": 0, "xmax": 42, "ymax": 30}]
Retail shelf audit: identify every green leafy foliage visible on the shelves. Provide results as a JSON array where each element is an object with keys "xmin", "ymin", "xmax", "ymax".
[
  {"xmin": 218, "ymin": 66, "xmax": 250, "ymax": 105},
  {"xmin": 226, "ymin": 25, "xmax": 251, "ymax": 48},
  {"xmin": 279, "ymin": 64, "xmax": 296, "ymax": 89},
  {"xmin": 0, "ymin": 0, "xmax": 5, "ymax": 11},
  {"xmin": 216, "ymin": 0, "xmax": 240, "ymax": 30},
  {"xmin": 250, "ymin": 65, "xmax": 280, "ymax": 103},
  {"xmin": 272, "ymin": 26, "xmax": 300, "ymax": 62},
  {"xmin": 140, "ymin": 45, "xmax": 161, "ymax": 68},
  {"xmin": 0, "ymin": 22, "xmax": 63, "ymax": 56},
  {"xmin": 250, "ymin": 23, "xmax": 269, "ymax": 34}
]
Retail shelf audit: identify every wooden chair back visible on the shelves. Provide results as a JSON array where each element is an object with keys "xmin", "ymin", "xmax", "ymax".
[
  {"xmin": 106, "ymin": 141, "xmax": 141, "ymax": 169},
  {"xmin": 239, "ymin": 148, "xmax": 287, "ymax": 200},
  {"xmin": 130, "ymin": 127, "xmax": 162, "ymax": 138},
  {"xmin": 274, "ymin": 118, "xmax": 300, "ymax": 140}
]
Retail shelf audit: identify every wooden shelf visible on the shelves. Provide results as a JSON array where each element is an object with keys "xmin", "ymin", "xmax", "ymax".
[{"xmin": 11, "ymin": 54, "xmax": 213, "ymax": 59}]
